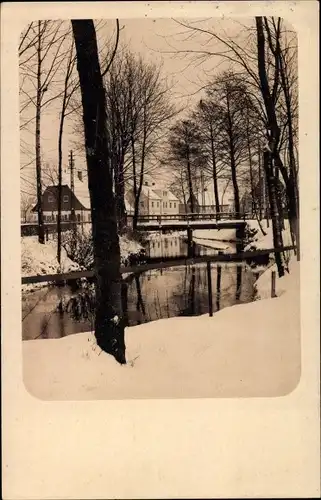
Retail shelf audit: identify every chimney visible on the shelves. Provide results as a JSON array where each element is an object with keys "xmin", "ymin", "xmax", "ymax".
[{"xmin": 77, "ymin": 171, "xmax": 83, "ymax": 182}]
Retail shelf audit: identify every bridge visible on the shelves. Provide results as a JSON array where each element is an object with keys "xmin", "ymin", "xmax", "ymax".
[
  {"xmin": 20, "ymin": 212, "xmax": 250, "ymax": 238},
  {"xmin": 133, "ymin": 212, "xmax": 249, "ymax": 248},
  {"xmin": 133, "ymin": 212, "xmax": 250, "ymax": 232}
]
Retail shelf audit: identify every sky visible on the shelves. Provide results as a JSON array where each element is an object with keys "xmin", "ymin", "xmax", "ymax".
[{"xmin": 19, "ymin": 16, "xmax": 259, "ymax": 198}]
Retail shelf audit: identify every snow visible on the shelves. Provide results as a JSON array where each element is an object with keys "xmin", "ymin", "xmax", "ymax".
[
  {"xmin": 119, "ymin": 234, "xmax": 143, "ymax": 261},
  {"xmin": 192, "ymin": 228, "xmax": 237, "ymax": 251},
  {"xmin": 21, "ymin": 236, "xmax": 79, "ymax": 292},
  {"xmin": 23, "ymin": 257, "xmax": 300, "ymax": 400},
  {"xmin": 255, "ymin": 256, "xmax": 299, "ymax": 301},
  {"xmin": 21, "ymin": 233, "xmax": 143, "ymax": 288},
  {"xmin": 244, "ymin": 219, "xmax": 293, "ymax": 251}
]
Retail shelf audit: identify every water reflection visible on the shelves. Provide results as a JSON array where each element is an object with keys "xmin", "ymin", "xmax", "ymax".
[{"xmin": 22, "ymin": 234, "xmax": 258, "ymax": 341}]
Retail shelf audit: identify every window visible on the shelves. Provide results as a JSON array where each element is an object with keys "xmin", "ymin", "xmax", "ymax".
[
  {"xmin": 63, "ymin": 195, "xmax": 69, "ymax": 202},
  {"xmin": 48, "ymin": 195, "xmax": 54, "ymax": 203},
  {"xmin": 169, "ymin": 203, "xmax": 172, "ymax": 208},
  {"xmin": 77, "ymin": 213, "xmax": 81, "ymax": 222},
  {"xmin": 151, "ymin": 201, "xmax": 154, "ymax": 208},
  {"xmin": 174, "ymin": 203, "xmax": 176, "ymax": 209},
  {"xmin": 88, "ymin": 213, "xmax": 91, "ymax": 221},
  {"xmin": 163, "ymin": 191, "xmax": 167, "ymax": 196},
  {"xmin": 157, "ymin": 202, "xmax": 159, "ymax": 208},
  {"xmin": 140, "ymin": 201, "xmax": 144, "ymax": 207}
]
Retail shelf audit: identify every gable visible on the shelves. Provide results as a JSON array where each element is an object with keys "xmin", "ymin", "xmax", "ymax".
[{"xmin": 32, "ymin": 185, "xmax": 90, "ymax": 212}]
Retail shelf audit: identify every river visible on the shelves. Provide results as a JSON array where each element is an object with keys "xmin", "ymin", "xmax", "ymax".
[{"xmin": 22, "ymin": 233, "xmax": 261, "ymax": 341}]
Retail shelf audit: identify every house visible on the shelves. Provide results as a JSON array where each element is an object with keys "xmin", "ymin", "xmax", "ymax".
[
  {"xmin": 126, "ymin": 178, "xmax": 180, "ymax": 216},
  {"xmin": 31, "ymin": 170, "xmax": 92, "ymax": 223}
]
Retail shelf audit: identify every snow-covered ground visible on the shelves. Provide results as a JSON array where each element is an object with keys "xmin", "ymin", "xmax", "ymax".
[
  {"xmin": 255, "ymin": 255, "xmax": 299, "ymax": 300},
  {"xmin": 21, "ymin": 236, "xmax": 80, "ymax": 293},
  {"xmin": 192, "ymin": 228, "xmax": 237, "ymax": 251},
  {"xmin": 21, "ymin": 236, "xmax": 79, "ymax": 278},
  {"xmin": 244, "ymin": 219, "xmax": 293, "ymax": 251},
  {"xmin": 23, "ymin": 257, "xmax": 300, "ymax": 400},
  {"xmin": 21, "ymin": 233, "xmax": 143, "ymax": 293}
]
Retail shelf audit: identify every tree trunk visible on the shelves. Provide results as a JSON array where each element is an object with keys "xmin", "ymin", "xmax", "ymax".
[
  {"xmin": 210, "ymin": 123, "xmax": 221, "ymax": 218},
  {"xmin": 274, "ymin": 152, "xmax": 298, "ymax": 248},
  {"xmin": 114, "ymin": 152, "xmax": 127, "ymax": 233},
  {"xmin": 133, "ymin": 130, "xmax": 147, "ymax": 230},
  {"xmin": 275, "ymin": 168, "xmax": 285, "ymax": 230},
  {"xmin": 57, "ymin": 96, "xmax": 67, "ymax": 264},
  {"xmin": 279, "ymin": 48, "xmax": 300, "ymax": 255},
  {"xmin": 36, "ymin": 22, "xmax": 45, "ymax": 244},
  {"xmin": 226, "ymin": 90, "xmax": 240, "ymax": 217},
  {"xmin": 72, "ymin": 19, "xmax": 126, "ymax": 364},
  {"xmin": 264, "ymin": 151, "xmax": 285, "ymax": 277},
  {"xmin": 186, "ymin": 148, "xmax": 194, "ymax": 214},
  {"xmin": 258, "ymin": 142, "xmax": 263, "ymax": 219},
  {"xmin": 230, "ymin": 153, "xmax": 240, "ymax": 217}
]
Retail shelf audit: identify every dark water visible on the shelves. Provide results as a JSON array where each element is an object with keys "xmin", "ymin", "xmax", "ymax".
[{"xmin": 22, "ymin": 234, "xmax": 258, "ymax": 341}]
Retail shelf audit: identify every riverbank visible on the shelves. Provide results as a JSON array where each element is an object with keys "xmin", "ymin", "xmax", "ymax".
[
  {"xmin": 244, "ymin": 219, "xmax": 293, "ymax": 251},
  {"xmin": 23, "ymin": 257, "xmax": 300, "ymax": 400},
  {"xmin": 21, "ymin": 234, "xmax": 143, "ymax": 292}
]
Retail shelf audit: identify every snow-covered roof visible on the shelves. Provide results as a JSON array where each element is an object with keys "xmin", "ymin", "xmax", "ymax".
[{"xmin": 141, "ymin": 185, "xmax": 162, "ymax": 200}]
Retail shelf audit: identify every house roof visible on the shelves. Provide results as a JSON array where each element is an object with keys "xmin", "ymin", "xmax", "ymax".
[
  {"xmin": 151, "ymin": 188, "xmax": 179, "ymax": 202},
  {"xmin": 60, "ymin": 171, "xmax": 91, "ymax": 209},
  {"xmin": 140, "ymin": 185, "xmax": 162, "ymax": 200},
  {"xmin": 39, "ymin": 169, "xmax": 135, "ymax": 213}
]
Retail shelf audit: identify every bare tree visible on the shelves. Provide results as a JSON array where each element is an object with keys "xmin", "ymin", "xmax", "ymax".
[
  {"xmin": 168, "ymin": 119, "xmax": 205, "ymax": 214},
  {"xmin": 169, "ymin": 17, "xmax": 298, "ymax": 273},
  {"xmin": 197, "ymin": 99, "xmax": 225, "ymax": 216},
  {"xmin": 21, "ymin": 193, "xmax": 35, "ymax": 222},
  {"xmin": 20, "ymin": 21, "xmax": 71, "ymax": 243},
  {"xmin": 72, "ymin": 19, "xmax": 126, "ymax": 364},
  {"xmin": 56, "ymin": 41, "xmax": 80, "ymax": 264}
]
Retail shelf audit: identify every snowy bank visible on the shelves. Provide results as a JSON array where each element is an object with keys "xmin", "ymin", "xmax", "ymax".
[
  {"xmin": 23, "ymin": 259, "xmax": 300, "ymax": 400},
  {"xmin": 21, "ymin": 236, "xmax": 80, "ymax": 293},
  {"xmin": 244, "ymin": 219, "xmax": 293, "ymax": 251},
  {"xmin": 21, "ymin": 233, "xmax": 143, "ymax": 280},
  {"xmin": 255, "ymin": 256, "xmax": 299, "ymax": 301}
]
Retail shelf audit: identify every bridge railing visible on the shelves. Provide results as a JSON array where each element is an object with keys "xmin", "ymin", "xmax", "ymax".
[{"xmin": 136, "ymin": 212, "xmax": 251, "ymax": 223}]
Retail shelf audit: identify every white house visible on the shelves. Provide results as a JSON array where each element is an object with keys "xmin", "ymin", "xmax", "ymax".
[{"xmin": 126, "ymin": 177, "xmax": 179, "ymax": 216}]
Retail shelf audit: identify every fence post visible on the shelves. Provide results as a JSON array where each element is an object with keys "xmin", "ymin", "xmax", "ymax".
[
  {"xmin": 271, "ymin": 270, "xmax": 276, "ymax": 298},
  {"xmin": 207, "ymin": 261, "xmax": 213, "ymax": 317}
]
